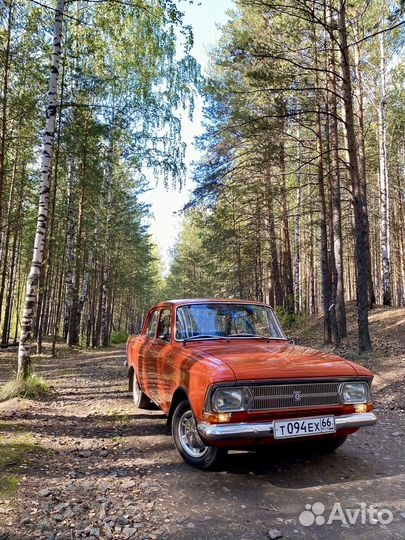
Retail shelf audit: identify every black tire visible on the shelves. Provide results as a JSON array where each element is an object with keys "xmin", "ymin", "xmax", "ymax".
[
  {"xmin": 316, "ymin": 435, "xmax": 347, "ymax": 453},
  {"xmin": 132, "ymin": 370, "xmax": 152, "ymax": 409},
  {"xmin": 172, "ymin": 399, "xmax": 226, "ymax": 469}
]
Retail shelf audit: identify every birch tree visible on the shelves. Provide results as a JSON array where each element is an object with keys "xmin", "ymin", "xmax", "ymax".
[
  {"xmin": 17, "ymin": 0, "xmax": 65, "ymax": 379},
  {"xmin": 0, "ymin": 0, "xmax": 197, "ymax": 366}
]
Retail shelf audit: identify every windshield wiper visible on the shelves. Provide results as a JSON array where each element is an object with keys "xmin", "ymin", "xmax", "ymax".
[
  {"xmin": 226, "ymin": 333, "xmax": 274, "ymax": 340},
  {"xmin": 182, "ymin": 335, "xmax": 229, "ymax": 344}
]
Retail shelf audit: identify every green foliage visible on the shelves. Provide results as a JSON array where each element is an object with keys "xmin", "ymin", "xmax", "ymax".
[
  {"xmin": 275, "ymin": 307, "xmax": 301, "ymax": 331},
  {"xmin": 110, "ymin": 330, "xmax": 128, "ymax": 345},
  {"xmin": 165, "ymin": 0, "xmax": 405, "ymax": 327},
  {"xmin": 0, "ymin": 0, "xmax": 199, "ymax": 352},
  {"xmin": 0, "ymin": 374, "xmax": 49, "ymax": 402}
]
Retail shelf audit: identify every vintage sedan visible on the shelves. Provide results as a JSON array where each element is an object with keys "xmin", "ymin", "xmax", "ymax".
[{"xmin": 126, "ymin": 299, "xmax": 377, "ymax": 469}]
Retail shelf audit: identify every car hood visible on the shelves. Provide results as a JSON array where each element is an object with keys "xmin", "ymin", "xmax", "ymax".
[{"xmin": 190, "ymin": 339, "xmax": 360, "ymax": 380}]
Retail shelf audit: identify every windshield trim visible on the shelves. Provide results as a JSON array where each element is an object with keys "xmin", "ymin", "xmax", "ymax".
[{"xmin": 174, "ymin": 302, "xmax": 287, "ymax": 343}]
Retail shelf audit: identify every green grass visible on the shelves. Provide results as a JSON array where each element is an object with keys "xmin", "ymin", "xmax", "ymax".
[
  {"xmin": 118, "ymin": 414, "xmax": 130, "ymax": 427},
  {"xmin": 0, "ymin": 475, "xmax": 18, "ymax": 498},
  {"xmin": 0, "ymin": 373, "xmax": 49, "ymax": 402},
  {"xmin": 0, "ymin": 424, "xmax": 43, "ymax": 500},
  {"xmin": 106, "ymin": 409, "xmax": 130, "ymax": 427}
]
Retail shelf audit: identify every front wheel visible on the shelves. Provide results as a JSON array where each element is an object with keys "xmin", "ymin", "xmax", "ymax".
[{"xmin": 172, "ymin": 400, "xmax": 226, "ymax": 469}]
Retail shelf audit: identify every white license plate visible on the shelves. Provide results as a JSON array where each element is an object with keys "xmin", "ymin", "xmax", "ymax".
[{"xmin": 273, "ymin": 415, "xmax": 336, "ymax": 439}]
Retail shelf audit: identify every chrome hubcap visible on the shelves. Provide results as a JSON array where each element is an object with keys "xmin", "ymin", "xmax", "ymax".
[
  {"xmin": 178, "ymin": 410, "xmax": 208, "ymax": 458},
  {"xmin": 133, "ymin": 375, "xmax": 141, "ymax": 403}
]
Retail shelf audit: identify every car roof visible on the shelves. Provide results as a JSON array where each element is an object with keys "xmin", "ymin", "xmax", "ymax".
[{"xmin": 153, "ymin": 298, "xmax": 272, "ymax": 308}]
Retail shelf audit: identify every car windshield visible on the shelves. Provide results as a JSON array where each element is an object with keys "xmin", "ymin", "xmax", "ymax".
[{"xmin": 175, "ymin": 303, "xmax": 285, "ymax": 341}]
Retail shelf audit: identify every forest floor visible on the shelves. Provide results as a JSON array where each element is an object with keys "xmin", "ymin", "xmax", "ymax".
[{"xmin": 0, "ymin": 304, "xmax": 404, "ymax": 540}]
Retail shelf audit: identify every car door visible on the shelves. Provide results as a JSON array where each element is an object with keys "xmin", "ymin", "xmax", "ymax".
[
  {"xmin": 155, "ymin": 308, "xmax": 174, "ymax": 408},
  {"xmin": 138, "ymin": 309, "xmax": 159, "ymax": 397},
  {"xmin": 145, "ymin": 308, "xmax": 173, "ymax": 406}
]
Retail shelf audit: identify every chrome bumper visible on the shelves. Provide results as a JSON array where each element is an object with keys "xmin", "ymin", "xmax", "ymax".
[{"xmin": 197, "ymin": 412, "xmax": 377, "ymax": 442}]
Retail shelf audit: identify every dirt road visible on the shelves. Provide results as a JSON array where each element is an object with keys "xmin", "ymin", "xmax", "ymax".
[{"xmin": 1, "ymin": 338, "xmax": 404, "ymax": 540}]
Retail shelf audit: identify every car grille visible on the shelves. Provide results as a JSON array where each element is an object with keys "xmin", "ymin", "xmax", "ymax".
[{"xmin": 248, "ymin": 382, "xmax": 341, "ymax": 411}]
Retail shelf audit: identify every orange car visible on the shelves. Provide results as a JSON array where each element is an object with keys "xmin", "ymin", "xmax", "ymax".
[{"xmin": 126, "ymin": 299, "xmax": 377, "ymax": 469}]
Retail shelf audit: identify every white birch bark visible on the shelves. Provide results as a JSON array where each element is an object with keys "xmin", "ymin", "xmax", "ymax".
[
  {"xmin": 378, "ymin": 30, "xmax": 391, "ymax": 305},
  {"xmin": 17, "ymin": 0, "xmax": 65, "ymax": 379}
]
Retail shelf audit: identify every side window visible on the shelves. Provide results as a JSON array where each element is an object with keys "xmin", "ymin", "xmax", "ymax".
[
  {"xmin": 157, "ymin": 309, "xmax": 172, "ymax": 342},
  {"xmin": 145, "ymin": 310, "xmax": 159, "ymax": 339}
]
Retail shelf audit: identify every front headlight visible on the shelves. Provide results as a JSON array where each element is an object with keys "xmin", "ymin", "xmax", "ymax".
[
  {"xmin": 211, "ymin": 386, "xmax": 252, "ymax": 412},
  {"xmin": 339, "ymin": 382, "xmax": 369, "ymax": 404}
]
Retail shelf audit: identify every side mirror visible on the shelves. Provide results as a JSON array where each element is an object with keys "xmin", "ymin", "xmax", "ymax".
[{"xmin": 289, "ymin": 337, "xmax": 298, "ymax": 345}]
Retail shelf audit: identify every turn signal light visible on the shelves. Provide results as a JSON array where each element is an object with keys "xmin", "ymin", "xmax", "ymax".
[
  {"xmin": 354, "ymin": 403, "xmax": 373, "ymax": 413},
  {"xmin": 203, "ymin": 412, "xmax": 232, "ymax": 423}
]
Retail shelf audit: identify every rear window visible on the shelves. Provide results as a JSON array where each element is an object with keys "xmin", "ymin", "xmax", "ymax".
[{"xmin": 145, "ymin": 310, "xmax": 159, "ymax": 338}]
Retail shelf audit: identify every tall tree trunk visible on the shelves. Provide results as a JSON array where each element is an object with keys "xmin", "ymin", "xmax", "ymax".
[
  {"xmin": 101, "ymin": 125, "xmax": 114, "ymax": 347},
  {"xmin": 378, "ymin": 30, "xmax": 391, "ymax": 306},
  {"xmin": 312, "ymin": 24, "xmax": 331, "ymax": 344},
  {"xmin": 1, "ymin": 161, "xmax": 25, "ymax": 346},
  {"xmin": 51, "ymin": 259, "xmax": 65, "ymax": 358},
  {"xmin": 77, "ymin": 249, "xmax": 92, "ymax": 337},
  {"xmin": 0, "ymin": 146, "xmax": 18, "ymax": 324},
  {"xmin": 77, "ymin": 224, "xmax": 97, "ymax": 340},
  {"xmin": 101, "ymin": 186, "xmax": 112, "ymax": 347},
  {"xmin": 12, "ymin": 239, "xmax": 23, "ymax": 345},
  {"xmin": 338, "ymin": 0, "xmax": 372, "ymax": 352},
  {"xmin": 254, "ymin": 190, "xmax": 263, "ymax": 302},
  {"xmin": 354, "ymin": 41, "xmax": 376, "ymax": 307},
  {"xmin": 325, "ymin": 106, "xmax": 340, "ymax": 347},
  {"xmin": 1, "ymin": 220, "xmax": 19, "ymax": 346},
  {"xmin": 231, "ymin": 194, "xmax": 244, "ymax": 299},
  {"xmin": 265, "ymin": 167, "xmax": 282, "ymax": 307},
  {"xmin": 36, "ymin": 54, "xmax": 66, "ymax": 353},
  {"xmin": 0, "ymin": 0, "xmax": 13, "ymax": 239},
  {"xmin": 397, "ymin": 187, "xmax": 405, "ymax": 306},
  {"xmin": 94, "ymin": 265, "xmax": 103, "ymax": 347},
  {"xmin": 327, "ymin": 2, "xmax": 346, "ymax": 339},
  {"xmin": 67, "ymin": 164, "xmax": 85, "ymax": 346},
  {"xmin": 17, "ymin": 0, "xmax": 65, "ymax": 378},
  {"xmin": 64, "ymin": 163, "xmax": 75, "ymax": 339},
  {"xmin": 294, "ymin": 124, "xmax": 301, "ymax": 314},
  {"xmin": 316, "ymin": 112, "xmax": 332, "ymax": 344},
  {"xmin": 309, "ymin": 203, "xmax": 316, "ymax": 315},
  {"xmin": 280, "ymin": 136, "xmax": 294, "ymax": 313}
]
